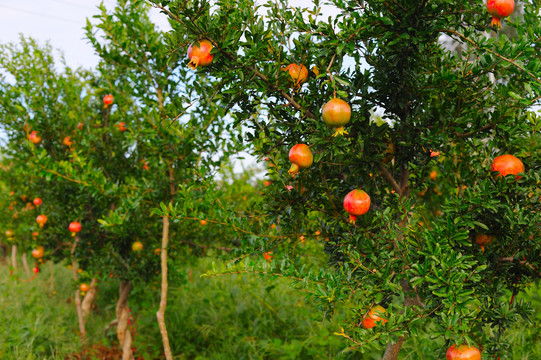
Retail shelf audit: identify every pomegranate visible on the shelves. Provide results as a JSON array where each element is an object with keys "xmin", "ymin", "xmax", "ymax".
[
  {"xmin": 187, "ymin": 39, "xmax": 214, "ymax": 69},
  {"xmin": 446, "ymin": 344, "xmax": 481, "ymax": 360},
  {"xmin": 32, "ymin": 231, "xmax": 39, "ymax": 239},
  {"xmin": 63, "ymin": 136, "xmax": 73, "ymax": 147},
  {"xmin": 36, "ymin": 214, "xmax": 48, "ymax": 228},
  {"xmin": 32, "ymin": 246, "xmax": 44, "ymax": 259},
  {"xmin": 282, "ymin": 63, "xmax": 308, "ymax": 89},
  {"xmin": 131, "ymin": 241, "xmax": 143, "ymax": 252},
  {"xmin": 361, "ymin": 305, "xmax": 388, "ymax": 329},
  {"xmin": 33, "ymin": 198, "xmax": 42, "ymax": 206},
  {"xmin": 77, "ymin": 122, "xmax": 84, "ymax": 130},
  {"xmin": 491, "ymin": 154, "xmax": 524, "ymax": 179},
  {"xmin": 117, "ymin": 122, "xmax": 127, "ymax": 132},
  {"xmin": 69, "ymin": 221, "xmax": 82, "ymax": 236},
  {"xmin": 28, "ymin": 131, "xmax": 41, "ymax": 144},
  {"xmin": 80, "ymin": 283, "xmax": 90, "ymax": 292},
  {"xmin": 475, "ymin": 233, "xmax": 495, "ymax": 252},
  {"xmin": 33, "ymin": 266, "xmax": 40, "ymax": 274},
  {"xmin": 322, "ymin": 98, "xmax": 351, "ymax": 136},
  {"xmin": 288, "ymin": 144, "xmax": 313, "ymax": 176},
  {"xmin": 487, "ymin": 0, "xmax": 514, "ymax": 29},
  {"xmin": 103, "ymin": 94, "xmax": 114, "ymax": 107},
  {"xmin": 5, "ymin": 229, "xmax": 14, "ymax": 237},
  {"xmin": 343, "ymin": 189, "xmax": 370, "ymax": 223}
]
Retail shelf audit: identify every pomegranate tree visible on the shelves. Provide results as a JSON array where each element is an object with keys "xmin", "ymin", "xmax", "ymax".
[
  {"xmin": 288, "ymin": 144, "xmax": 313, "ymax": 176},
  {"xmin": 487, "ymin": 0, "xmax": 515, "ymax": 29},
  {"xmin": 187, "ymin": 39, "xmax": 214, "ymax": 69},
  {"xmin": 343, "ymin": 189, "xmax": 370, "ymax": 223},
  {"xmin": 322, "ymin": 98, "xmax": 351, "ymax": 136}
]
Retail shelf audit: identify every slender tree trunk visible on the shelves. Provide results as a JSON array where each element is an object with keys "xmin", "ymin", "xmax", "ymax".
[
  {"xmin": 21, "ymin": 253, "xmax": 31, "ymax": 276},
  {"xmin": 11, "ymin": 245, "xmax": 17, "ymax": 269},
  {"xmin": 156, "ymin": 215, "xmax": 173, "ymax": 360},
  {"xmin": 82, "ymin": 277, "xmax": 98, "ymax": 318},
  {"xmin": 71, "ymin": 236, "xmax": 86, "ymax": 339},
  {"xmin": 116, "ymin": 280, "xmax": 134, "ymax": 360}
]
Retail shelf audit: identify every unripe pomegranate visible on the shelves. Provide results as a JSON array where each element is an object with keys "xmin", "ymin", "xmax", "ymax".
[
  {"xmin": 36, "ymin": 214, "xmax": 48, "ymax": 228},
  {"xmin": 288, "ymin": 144, "xmax": 313, "ymax": 176},
  {"xmin": 491, "ymin": 154, "xmax": 524, "ymax": 179},
  {"xmin": 187, "ymin": 39, "xmax": 214, "ymax": 69},
  {"xmin": 69, "ymin": 221, "xmax": 82, "ymax": 236},
  {"xmin": 282, "ymin": 63, "xmax": 308, "ymax": 89},
  {"xmin": 446, "ymin": 344, "xmax": 481, "ymax": 360},
  {"xmin": 80, "ymin": 283, "xmax": 90, "ymax": 292},
  {"xmin": 28, "ymin": 131, "xmax": 41, "ymax": 144},
  {"xmin": 487, "ymin": 0, "xmax": 514, "ymax": 29},
  {"xmin": 32, "ymin": 246, "xmax": 44, "ymax": 259},
  {"xmin": 343, "ymin": 189, "xmax": 370, "ymax": 223},
  {"xmin": 361, "ymin": 305, "xmax": 388, "ymax": 329},
  {"xmin": 131, "ymin": 241, "xmax": 143, "ymax": 252},
  {"xmin": 103, "ymin": 94, "xmax": 114, "ymax": 107},
  {"xmin": 322, "ymin": 98, "xmax": 351, "ymax": 136},
  {"xmin": 33, "ymin": 198, "xmax": 42, "ymax": 206}
]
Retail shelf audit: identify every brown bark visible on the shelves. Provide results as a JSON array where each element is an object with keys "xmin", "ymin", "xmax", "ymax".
[
  {"xmin": 71, "ymin": 236, "xmax": 86, "ymax": 339},
  {"xmin": 81, "ymin": 277, "xmax": 99, "ymax": 318},
  {"xmin": 156, "ymin": 215, "xmax": 173, "ymax": 360},
  {"xmin": 116, "ymin": 281, "xmax": 134, "ymax": 360},
  {"xmin": 11, "ymin": 245, "xmax": 17, "ymax": 269},
  {"xmin": 21, "ymin": 253, "xmax": 31, "ymax": 276}
]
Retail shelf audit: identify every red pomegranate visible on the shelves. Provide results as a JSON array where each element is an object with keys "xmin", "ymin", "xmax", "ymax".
[
  {"xmin": 117, "ymin": 122, "xmax": 127, "ymax": 132},
  {"xmin": 187, "ymin": 39, "xmax": 214, "ymax": 69},
  {"xmin": 36, "ymin": 214, "xmax": 48, "ymax": 228},
  {"xmin": 282, "ymin": 63, "xmax": 308, "ymax": 89},
  {"xmin": 33, "ymin": 198, "xmax": 42, "ymax": 206},
  {"xmin": 322, "ymin": 98, "xmax": 351, "ymax": 136},
  {"xmin": 103, "ymin": 94, "xmax": 114, "ymax": 107},
  {"xmin": 446, "ymin": 344, "xmax": 481, "ymax": 360},
  {"xmin": 33, "ymin": 266, "xmax": 40, "ymax": 274},
  {"xmin": 69, "ymin": 221, "xmax": 82, "ymax": 236},
  {"xmin": 343, "ymin": 189, "xmax": 370, "ymax": 223},
  {"xmin": 288, "ymin": 144, "xmax": 313, "ymax": 176},
  {"xmin": 491, "ymin": 154, "xmax": 524, "ymax": 179},
  {"xmin": 487, "ymin": 0, "xmax": 514, "ymax": 29},
  {"xmin": 28, "ymin": 131, "xmax": 42, "ymax": 144},
  {"xmin": 361, "ymin": 305, "xmax": 388, "ymax": 329}
]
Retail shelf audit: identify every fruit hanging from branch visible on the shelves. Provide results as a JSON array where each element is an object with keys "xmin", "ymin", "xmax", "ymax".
[
  {"xmin": 80, "ymin": 283, "xmax": 90, "ymax": 292},
  {"xmin": 282, "ymin": 63, "xmax": 308, "ymax": 89},
  {"xmin": 103, "ymin": 94, "xmax": 114, "ymax": 108},
  {"xmin": 131, "ymin": 241, "xmax": 143, "ymax": 252},
  {"xmin": 343, "ymin": 189, "xmax": 371, "ymax": 223},
  {"xmin": 446, "ymin": 344, "xmax": 481, "ymax": 360},
  {"xmin": 475, "ymin": 233, "xmax": 495, "ymax": 253},
  {"xmin": 28, "ymin": 131, "xmax": 41, "ymax": 144},
  {"xmin": 36, "ymin": 214, "xmax": 48, "ymax": 228},
  {"xmin": 33, "ymin": 198, "xmax": 42, "ymax": 206},
  {"xmin": 32, "ymin": 246, "xmax": 44, "ymax": 259},
  {"xmin": 32, "ymin": 266, "xmax": 40, "ymax": 274},
  {"xmin": 187, "ymin": 39, "xmax": 214, "ymax": 70},
  {"xmin": 361, "ymin": 305, "xmax": 388, "ymax": 329},
  {"xmin": 116, "ymin": 122, "xmax": 127, "ymax": 132},
  {"xmin": 63, "ymin": 136, "xmax": 73, "ymax": 147},
  {"xmin": 322, "ymin": 98, "xmax": 351, "ymax": 136},
  {"xmin": 69, "ymin": 221, "xmax": 82, "ymax": 237},
  {"xmin": 491, "ymin": 154, "xmax": 524, "ymax": 179},
  {"xmin": 288, "ymin": 144, "xmax": 313, "ymax": 177},
  {"xmin": 487, "ymin": 0, "xmax": 514, "ymax": 29}
]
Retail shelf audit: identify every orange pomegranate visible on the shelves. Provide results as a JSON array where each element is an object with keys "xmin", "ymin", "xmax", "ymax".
[
  {"xmin": 80, "ymin": 283, "xmax": 90, "ymax": 292},
  {"xmin": 32, "ymin": 246, "xmax": 44, "ymax": 259},
  {"xmin": 28, "ymin": 131, "xmax": 41, "ymax": 144},
  {"xmin": 475, "ymin": 233, "xmax": 495, "ymax": 252},
  {"xmin": 282, "ymin": 63, "xmax": 308, "ymax": 89},
  {"xmin": 322, "ymin": 98, "xmax": 351, "ymax": 136},
  {"xmin": 361, "ymin": 305, "xmax": 387, "ymax": 329},
  {"xmin": 36, "ymin": 215, "xmax": 48, "ymax": 228},
  {"xmin": 288, "ymin": 144, "xmax": 313, "ymax": 177},
  {"xmin": 491, "ymin": 154, "xmax": 524, "ymax": 179},
  {"xmin": 446, "ymin": 344, "xmax": 481, "ymax": 360},
  {"xmin": 343, "ymin": 189, "xmax": 370, "ymax": 223},
  {"xmin": 187, "ymin": 39, "xmax": 214, "ymax": 69},
  {"xmin": 69, "ymin": 221, "xmax": 82, "ymax": 236},
  {"xmin": 487, "ymin": 0, "xmax": 514, "ymax": 29},
  {"xmin": 103, "ymin": 94, "xmax": 114, "ymax": 107}
]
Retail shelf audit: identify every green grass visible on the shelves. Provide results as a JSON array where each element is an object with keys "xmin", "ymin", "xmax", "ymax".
[{"xmin": 0, "ymin": 260, "xmax": 539, "ymax": 359}]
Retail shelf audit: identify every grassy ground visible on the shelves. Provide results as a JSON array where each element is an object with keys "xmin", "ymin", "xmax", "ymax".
[{"xmin": 0, "ymin": 260, "xmax": 539, "ymax": 359}]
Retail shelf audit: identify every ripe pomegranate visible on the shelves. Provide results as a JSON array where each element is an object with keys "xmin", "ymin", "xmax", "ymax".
[
  {"xmin": 282, "ymin": 63, "xmax": 308, "ymax": 89},
  {"xmin": 263, "ymin": 251, "xmax": 273, "ymax": 261},
  {"xmin": 322, "ymin": 98, "xmax": 351, "ymax": 136},
  {"xmin": 80, "ymin": 283, "xmax": 90, "ymax": 292},
  {"xmin": 32, "ymin": 246, "xmax": 44, "ymax": 259},
  {"xmin": 430, "ymin": 170, "xmax": 438, "ymax": 180},
  {"xmin": 491, "ymin": 154, "xmax": 524, "ymax": 179},
  {"xmin": 69, "ymin": 221, "xmax": 82, "ymax": 236},
  {"xmin": 343, "ymin": 189, "xmax": 370, "ymax": 223},
  {"xmin": 33, "ymin": 266, "xmax": 40, "ymax": 274},
  {"xmin": 475, "ymin": 233, "xmax": 495, "ymax": 252},
  {"xmin": 131, "ymin": 241, "xmax": 143, "ymax": 252},
  {"xmin": 446, "ymin": 344, "xmax": 481, "ymax": 360},
  {"xmin": 63, "ymin": 136, "xmax": 73, "ymax": 147},
  {"xmin": 187, "ymin": 39, "xmax": 214, "ymax": 69},
  {"xmin": 288, "ymin": 144, "xmax": 313, "ymax": 176},
  {"xmin": 28, "ymin": 131, "xmax": 41, "ymax": 144},
  {"xmin": 103, "ymin": 94, "xmax": 114, "ymax": 107},
  {"xmin": 200, "ymin": 219, "xmax": 208, "ymax": 226},
  {"xmin": 33, "ymin": 198, "xmax": 42, "ymax": 206},
  {"xmin": 142, "ymin": 161, "xmax": 149, "ymax": 171},
  {"xmin": 361, "ymin": 305, "xmax": 388, "ymax": 329},
  {"xmin": 487, "ymin": 0, "xmax": 514, "ymax": 29},
  {"xmin": 117, "ymin": 122, "xmax": 127, "ymax": 132},
  {"xmin": 36, "ymin": 214, "xmax": 48, "ymax": 227}
]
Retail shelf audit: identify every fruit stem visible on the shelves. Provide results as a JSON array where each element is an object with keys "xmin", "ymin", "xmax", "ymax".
[{"xmin": 288, "ymin": 163, "xmax": 300, "ymax": 177}]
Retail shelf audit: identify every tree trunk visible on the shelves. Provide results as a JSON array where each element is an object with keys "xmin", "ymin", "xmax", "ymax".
[
  {"xmin": 82, "ymin": 277, "xmax": 99, "ymax": 318},
  {"xmin": 21, "ymin": 252, "xmax": 31, "ymax": 276},
  {"xmin": 71, "ymin": 236, "xmax": 86, "ymax": 339},
  {"xmin": 156, "ymin": 215, "xmax": 173, "ymax": 360},
  {"xmin": 116, "ymin": 280, "xmax": 134, "ymax": 360},
  {"xmin": 11, "ymin": 245, "xmax": 17, "ymax": 269}
]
